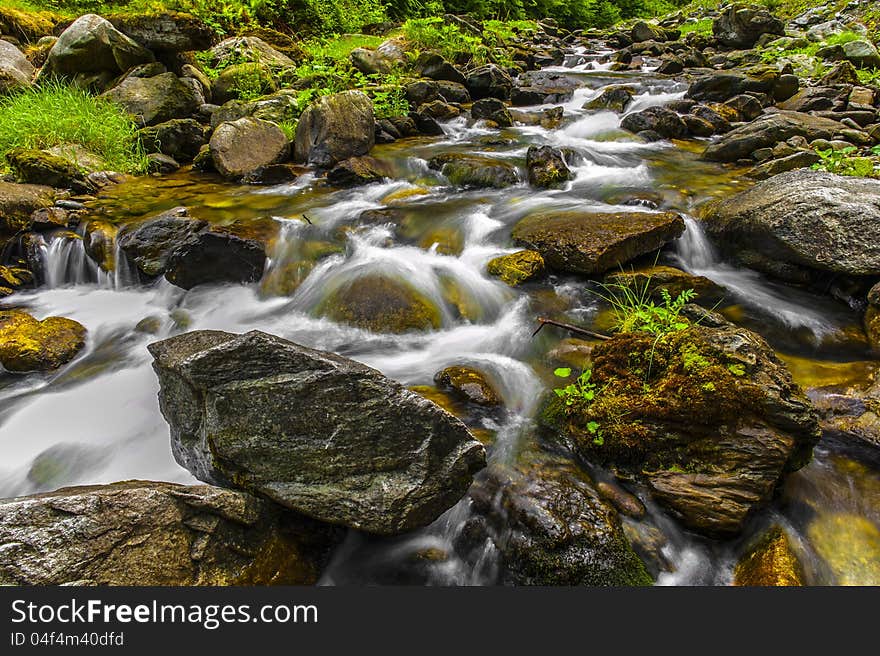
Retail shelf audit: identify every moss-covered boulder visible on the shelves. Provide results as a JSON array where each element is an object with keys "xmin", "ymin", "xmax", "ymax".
[
  {"xmin": 583, "ymin": 85, "xmax": 635, "ymax": 112},
  {"xmin": 320, "ymin": 274, "xmax": 441, "ymax": 333},
  {"xmin": 434, "ymin": 365, "xmax": 501, "ymax": 407},
  {"xmin": 467, "ymin": 458, "xmax": 653, "ymax": 585},
  {"xmin": 429, "ymin": 153, "xmax": 519, "ymax": 189},
  {"xmin": 487, "ymin": 250, "xmax": 545, "ymax": 286},
  {"xmin": 734, "ymin": 525, "xmax": 805, "ymax": 586},
  {"xmin": 0, "ymin": 310, "xmax": 86, "ymax": 373},
  {"xmin": 210, "ymin": 90, "xmax": 299, "ymax": 128},
  {"xmin": 0, "ymin": 264, "xmax": 32, "ymax": 297},
  {"xmin": 540, "ymin": 319, "xmax": 820, "ymax": 537},
  {"xmin": 83, "ymin": 220, "xmax": 118, "ymax": 273},
  {"xmin": 0, "ymin": 7, "xmax": 57, "ymax": 44},
  {"xmin": 109, "ymin": 12, "xmax": 214, "ymax": 53},
  {"xmin": 526, "ymin": 145, "xmax": 572, "ymax": 189},
  {"xmin": 207, "ymin": 35, "xmax": 295, "ymax": 69},
  {"xmin": 5, "ymin": 148, "xmax": 88, "ymax": 192},
  {"xmin": 0, "ymin": 481, "xmax": 340, "ymax": 585},
  {"xmin": 212, "ymin": 62, "xmax": 276, "ymax": 104},
  {"xmin": 512, "ymin": 210, "xmax": 684, "ymax": 276}
]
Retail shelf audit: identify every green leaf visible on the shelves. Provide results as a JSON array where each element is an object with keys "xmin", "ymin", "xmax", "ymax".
[
  {"xmin": 587, "ymin": 421, "xmax": 600, "ymax": 434},
  {"xmin": 554, "ymin": 367, "xmax": 572, "ymax": 378}
]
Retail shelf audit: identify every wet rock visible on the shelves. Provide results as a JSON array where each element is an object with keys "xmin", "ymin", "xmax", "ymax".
[
  {"xmin": 149, "ymin": 330, "xmax": 486, "ymax": 534},
  {"xmin": 468, "ymin": 460, "xmax": 652, "ymax": 586},
  {"xmin": 0, "ymin": 39, "xmax": 33, "ymax": 93},
  {"xmin": 486, "ymin": 250, "xmax": 545, "ymax": 286},
  {"xmin": 686, "ymin": 69, "xmax": 788, "ymax": 103},
  {"xmin": 40, "ymin": 14, "xmax": 154, "ymax": 80},
  {"xmin": 30, "ymin": 207, "xmax": 68, "ymax": 231},
  {"xmin": 417, "ymin": 99, "xmax": 460, "ymax": 121},
  {"xmin": 5, "ymin": 148, "xmax": 89, "ymax": 193},
  {"xmin": 0, "ymin": 481, "xmax": 339, "ymax": 585},
  {"xmin": 604, "ymin": 265, "xmax": 726, "ymax": 306},
  {"xmin": 526, "ymin": 145, "xmax": 572, "ymax": 189},
  {"xmin": 595, "ymin": 481, "xmax": 646, "ymax": 519},
  {"xmin": 320, "ymin": 274, "xmax": 441, "ymax": 333},
  {"xmin": 0, "ymin": 309, "xmax": 86, "ymax": 373},
  {"xmin": 0, "ymin": 265, "xmax": 32, "ymax": 296},
  {"xmin": 434, "ymin": 365, "xmax": 501, "ymax": 407},
  {"xmin": 465, "ymin": 64, "xmax": 514, "ymax": 100},
  {"xmin": 323, "ymin": 155, "xmax": 390, "ymax": 187},
  {"xmin": 702, "ymin": 111, "xmax": 847, "ymax": 162},
  {"xmin": 436, "ymin": 80, "xmax": 470, "ymax": 104},
  {"xmin": 207, "ymin": 36, "xmax": 294, "ymax": 69},
  {"xmin": 621, "ymin": 106, "xmax": 687, "ymax": 140},
  {"xmin": 429, "ymin": 153, "xmax": 519, "ymax": 189},
  {"xmin": 110, "ymin": 12, "xmax": 214, "ymax": 52},
  {"xmin": 242, "ymin": 163, "xmax": 302, "ymax": 185},
  {"xmin": 471, "ymin": 97, "xmax": 512, "ymax": 127},
  {"xmin": 101, "ymin": 72, "xmax": 200, "ymax": 126},
  {"xmin": 583, "ymin": 85, "xmax": 634, "ymax": 113},
  {"xmin": 807, "ymin": 513, "xmax": 880, "ymax": 585},
  {"xmin": 704, "ymin": 169, "xmax": 880, "ymax": 277},
  {"xmin": 117, "ymin": 207, "xmax": 266, "ymax": 289},
  {"xmin": 511, "ymin": 210, "xmax": 685, "ymax": 276},
  {"xmin": 138, "ymin": 118, "xmax": 207, "ymax": 162},
  {"xmin": 713, "ymin": 4, "xmax": 784, "ymax": 49},
  {"xmin": 145, "ymin": 152, "xmax": 179, "ymax": 173},
  {"xmin": 414, "ymin": 52, "xmax": 466, "ymax": 85},
  {"xmin": 0, "ymin": 181, "xmax": 54, "ymax": 235},
  {"xmin": 819, "ymin": 60, "xmax": 861, "ymax": 86},
  {"xmin": 294, "ymin": 90, "xmax": 374, "ymax": 168},
  {"xmin": 83, "ymin": 219, "xmax": 117, "ymax": 272},
  {"xmin": 724, "ymin": 93, "xmax": 763, "ymax": 121},
  {"xmin": 540, "ymin": 321, "xmax": 820, "ymax": 538},
  {"xmin": 734, "ymin": 525, "xmax": 805, "ymax": 586},
  {"xmin": 747, "ymin": 150, "xmax": 820, "ymax": 179},
  {"xmin": 209, "ymin": 117, "xmax": 289, "ymax": 180}
]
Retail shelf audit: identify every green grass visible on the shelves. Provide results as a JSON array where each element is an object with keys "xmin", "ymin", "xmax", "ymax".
[
  {"xmin": 302, "ymin": 34, "xmax": 385, "ymax": 62},
  {"xmin": 0, "ymin": 82, "xmax": 148, "ymax": 174},
  {"xmin": 677, "ymin": 17, "xmax": 712, "ymax": 36}
]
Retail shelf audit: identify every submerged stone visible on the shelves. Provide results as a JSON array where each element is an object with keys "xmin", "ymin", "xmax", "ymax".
[
  {"xmin": 434, "ymin": 365, "xmax": 501, "ymax": 407},
  {"xmin": 486, "ymin": 250, "xmax": 545, "ymax": 286},
  {"xmin": 149, "ymin": 330, "xmax": 486, "ymax": 534},
  {"xmin": 734, "ymin": 525, "xmax": 805, "ymax": 586}
]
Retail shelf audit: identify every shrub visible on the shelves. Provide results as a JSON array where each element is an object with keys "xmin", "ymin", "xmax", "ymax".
[
  {"xmin": 0, "ymin": 82, "xmax": 147, "ymax": 174},
  {"xmin": 811, "ymin": 145, "xmax": 880, "ymax": 178}
]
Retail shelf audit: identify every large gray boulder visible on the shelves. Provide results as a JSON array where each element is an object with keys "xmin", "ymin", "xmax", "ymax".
[
  {"xmin": 110, "ymin": 12, "xmax": 214, "ymax": 52},
  {"xmin": 148, "ymin": 330, "xmax": 487, "ymax": 535},
  {"xmin": 41, "ymin": 14, "xmax": 154, "ymax": 78},
  {"xmin": 702, "ymin": 111, "xmax": 848, "ymax": 162},
  {"xmin": 0, "ymin": 481, "xmax": 339, "ymax": 585},
  {"xmin": 842, "ymin": 39, "xmax": 880, "ymax": 69},
  {"xmin": 209, "ymin": 117, "xmax": 289, "ymax": 179},
  {"xmin": 294, "ymin": 90, "xmax": 375, "ymax": 168},
  {"xmin": 511, "ymin": 210, "xmax": 685, "ymax": 275},
  {"xmin": 704, "ymin": 169, "xmax": 880, "ymax": 277},
  {"xmin": 0, "ymin": 39, "xmax": 33, "ymax": 94},
  {"xmin": 101, "ymin": 72, "xmax": 200, "ymax": 126},
  {"xmin": 712, "ymin": 4, "xmax": 784, "ymax": 48}
]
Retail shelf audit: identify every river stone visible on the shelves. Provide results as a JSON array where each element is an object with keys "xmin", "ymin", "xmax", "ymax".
[
  {"xmin": 0, "ymin": 39, "xmax": 33, "ymax": 93},
  {"xmin": 465, "ymin": 64, "xmax": 514, "ymax": 100},
  {"xmin": 0, "ymin": 481, "xmax": 340, "ymax": 585},
  {"xmin": 5, "ymin": 148, "xmax": 89, "ymax": 192},
  {"xmin": 712, "ymin": 4, "xmax": 784, "ymax": 49},
  {"xmin": 294, "ymin": 90, "xmax": 375, "ymax": 168},
  {"xmin": 83, "ymin": 220, "xmax": 117, "ymax": 272},
  {"xmin": 842, "ymin": 39, "xmax": 880, "ymax": 69},
  {"xmin": 101, "ymin": 72, "xmax": 200, "ymax": 126},
  {"xmin": 540, "ymin": 319, "xmax": 820, "ymax": 538},
  {"xmin": 212, "ymin": 62, "xmax": 276, "ymax": 104},
  {"xmin": 326, "ymin": 155, "xmax": 393, "ymax": 187},
  {"xmin": 0, "ymin": 181, "xmax": 53, "ymax": 235},
  {"xmin": 414, "ymin": 52, "xmax": 466, "ymax": 85},
  {"xmin": 148, "ymin": 330, "xmax": 486, "ymax": 535},
  {"xmin": 584, "ymin": 85, "xmax": 634, "ymax": 112},
  {"xmin": 486, "ymin": 250, "xmax": 545, "ymax": 286},
  {"xmin": 429, "ymin": 153, "xmax": 519, "ymax": 189},
  {"xmin": 0, "ymin": 309, "xmax": 86, "ymax": 373},
  {"xmin": 704, "ymin": 169, "xmax": 880, "ymax": 277},
  {"xmin": 467, "ymin": 460, "xmax": 653, "ymax": 585},
  {"xmin": 526, "ymin": 145, "xmax": 572, "ymax": 188},
  {"xmin": 620, "ymin": 106, "xmax": 687, "ymax": 139},
  {"xmin": 109, "ymin": 12, "xmax": 214, "ymax": 52},
  {"xmin": 733, "ymin": 525, "xmax": 805, "ymax": 586},
  {"xmin": 604, "ymin": 265, "xmax": 726, "ymax": 306},
  {"xmin": 511, "ymin": 210, "xmax": 685, "ymax": 275},
  {"xmin": 209, "ymin": 117, "xmax": 289, "ymax": 179},
  {"xmin": 138, "ymin": 118, "xmax": 207, "ymax": 162},
  {"xmin": 702, "ymin": 111, "xmax": 848, "ymax": 162},
  {"xmin": 434, "ymin": 365, "xmax": 501, "ymax": 407},
  {"xmin": 208, "ymin": 36, "xmax": 295, "ymax": 69},
  {"xmin": 41, "ymin": 14, "xmax": 154, "ymax": 78}
]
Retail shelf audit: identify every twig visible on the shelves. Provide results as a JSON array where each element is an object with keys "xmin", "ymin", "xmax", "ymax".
[{"xmin": 532, "ymin": 317, "xmax": 612, "ymax": 341}]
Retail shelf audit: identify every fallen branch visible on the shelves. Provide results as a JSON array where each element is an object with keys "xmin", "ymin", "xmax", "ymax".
[{"xmin": 532, "ymin": 317, "xmax": 612, "ymax": 341}]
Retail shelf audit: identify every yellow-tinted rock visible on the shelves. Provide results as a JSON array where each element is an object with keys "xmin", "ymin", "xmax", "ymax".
[
  {"xmin": 83, "ymin": 220, "xmax": 118, "ymax": 272},
  {"xmin": 321, "ymin": 274, "xmax": 441, "ymax": 333},
  {"xmin": 434, "ymin": 365, "xmax": 501, "ymax": 407},
  {"xmin": 487, "ymin": 250, "xmax": 545, "ymax": 286},
  {"xmin": 0, "ymin": 310, "xmax": 86, "ymax": 373},
  {"xmin": 419, "ymin": 227, "xmax": 463, "ymax": 255},
  {"xmin": 808, "ymin": 514, "xmax": 880, "ymax": 585},
  {"xmin": 734, "ymin": 526, "xmax": 804, "ymax": 586}
]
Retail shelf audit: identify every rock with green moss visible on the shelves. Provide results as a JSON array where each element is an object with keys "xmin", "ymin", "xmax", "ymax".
[
  {"xmin": 467, "ymin": 459, "xmax": 653, "ymax": 586},
  {"xmin": 109, "ymin": 12, "xmax": 214, "ymax": 52},
  {"xmin": 208, "ymin": 35, "xmax": 295, "ymax": 69},
  {"xmin": 604, "ymin": 265, "xmax": 726, "ymax": 306},
  {"xmin": 212, "ymin": 62, "xmax": 276, "ymax": 104},
  {"xmin": 101, "ymin": 72, "xmax": 200, "ymax": 126},
  {"xmin": 320, "ymin": 274, "xmax": 441, "ymax": 333},
  {"xmin": 526, "ymin": 145, "xmax": 572, "ymax": 189},
  {"xmin": 326, "ymin": 156, "xmax": 393, "ymax": 187},
  {"xmin": 540, "ymin": 320, "xmax": 820, "ymax": 538},
  {"xmin": 512, "ymin": 210, "xmax": 684, "ymax": 275},
  {"xmin": 148, "ymin": 330, "xmax": 486, "ymax": 535},
  {"xmin": 5, "ymin": 148, "xmax": 88, "ymax": 192},
  {"xmin": 434, "ymin": 365, "xmax": 501, "ymax": 407},
  {"xmin": 0, "ymin": 181, "xmax": 54, "ymax": 236},
  {"xmin": 210, "ymin": 90, "xmax": 299, "ymax": 128},
  {"xmin": 429, "ymin": 153, "xmax": 519, "ymax": 189},
  {"xmin": 0, "ymin": 309, "xmax": 86, "ymax": 373},
  {"xmin": 0, "ymin": 480, "xmax": 341, "ymax": 585},
  {"xmin": 0, "ymin": 7, "xmax": 57, "ymax": 44},
  {"xmin": 734, "ymin": 525, "xmax": 804, "ymax": 586},
  {"xmin": 486, "ymin": 250, "xmax": 545, "ymax": 286}
]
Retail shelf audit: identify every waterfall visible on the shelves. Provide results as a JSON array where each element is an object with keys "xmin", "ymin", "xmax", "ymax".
[{"xmin": 39, "ymin": 233, "xmax": 112, "ymax": 289}]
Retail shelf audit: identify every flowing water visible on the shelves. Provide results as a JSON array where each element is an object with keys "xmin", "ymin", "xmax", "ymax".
[{"xmin": 2, "ymin": 48, "xmax": 879, "ymax": 585}]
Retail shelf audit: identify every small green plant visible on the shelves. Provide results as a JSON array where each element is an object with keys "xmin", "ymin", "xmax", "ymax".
[
  {"xmin": 595, "ymin": 277, "xmax": 697, "ymax": 337},
  {"xmin": 553, "ymin": 367, "xmax": 602, "ymax": 443},
  {"xmin": 811, "ymin": 145, "xmax": 880, "ymax": 178}
]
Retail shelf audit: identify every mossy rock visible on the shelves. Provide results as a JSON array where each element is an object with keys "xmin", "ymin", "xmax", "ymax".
[
  {"xmin": 604, "ymin": 264, "xmax": 726, "ymax": 306},
  {"xmin": 419, "ymin": 227, "xmax": 463, "ymax": 255},
  {"xmin": 5, "ymin": 148, "xmax": 87, "ymax": 192},
  {"xmin": 320, "ymin": 274, "xmax": 442, "ymax": 333},
  {"xmin": 0, "ymin": 7, "xmax": 58, "ymax": 43},
  {"xmin": 539, "ymin": 320, "xmax": 820, "ymax": 538},
  {"xmin": 734, "ymin": 525, "xmax": 805, "ymax": 586},
  {"xmin": 486, "ymin": 250, "xmax": 545, "ymax": 286},
  {"xmin": 434, "ymin": 365, "xmax": 501, "ymax": 407},
  {"xmin": 237, "ymin": 26, "xmax": 307, "ymax": 62},
  {"xmin": 213, "ymin": 62, "xmax": 277, "ymax": 104},
  {"xmin": 428, "ymin": 153, "xmax": 519, "ymax": 189},
  {"xmin": 0, "ymin": 310, "xmax": 86, "ymax": 373}
]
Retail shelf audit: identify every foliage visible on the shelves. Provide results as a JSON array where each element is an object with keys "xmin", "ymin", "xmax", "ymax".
[
  {"xmin": 553, "ymin": 367, "xmax": 602, "ymax": 442},
  {"xmin": 595, "ymin": 278, "xmax": 697, "ymax": 336},
  {"xmin": 402, "ymin": 17, "xmax": 489, "ymax": 63},
  {"xmin": 811, "ymin": 145, "xmax": 880, "ymax": 178},
  {"xmin": 0, "ymin": 82, "xmax": 147, "ymax": 173},
  {"xmin": 677, "ymin": 17, "xmax": 712, "ymax": 36}
]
